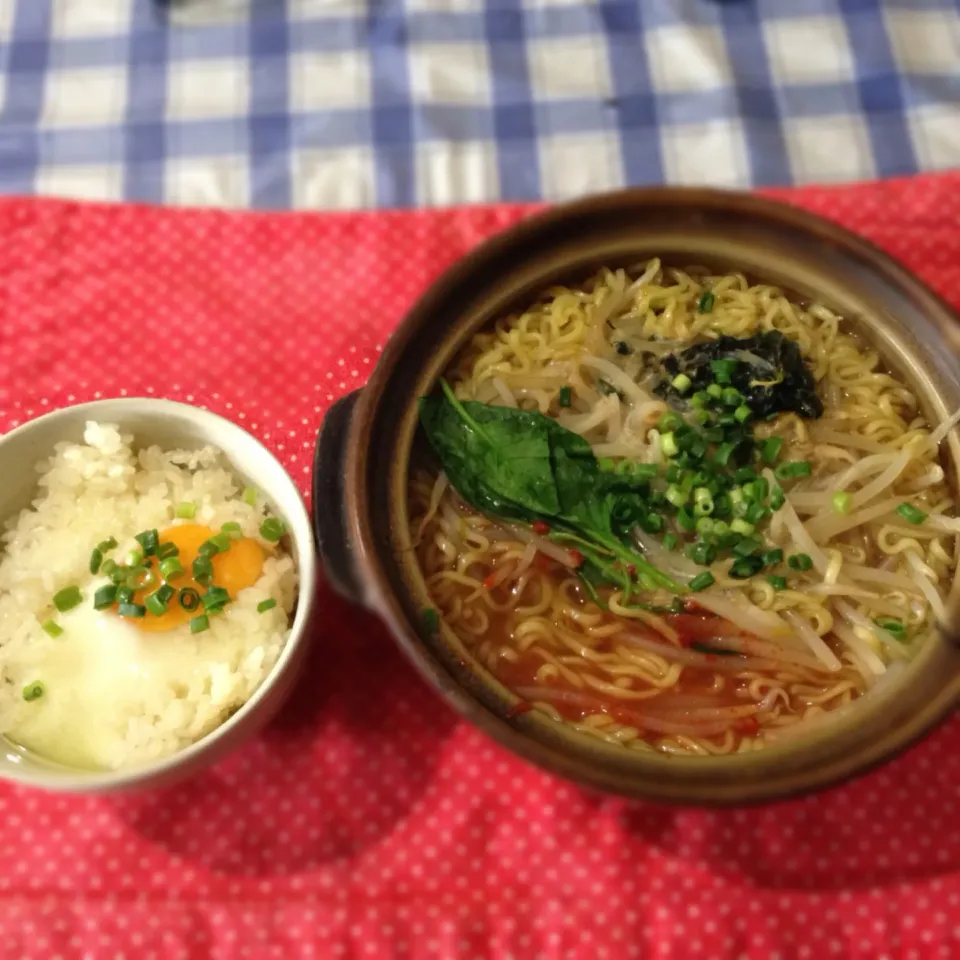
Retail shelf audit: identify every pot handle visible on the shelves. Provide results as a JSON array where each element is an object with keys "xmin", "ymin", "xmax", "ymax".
[{"xmin": 312, "ymin": 390, "xmax": 365, "ymax": 605}]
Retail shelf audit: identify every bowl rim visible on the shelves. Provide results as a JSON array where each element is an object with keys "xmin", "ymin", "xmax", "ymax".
[
  {"xmin": 341, "ymin": 185, "xmax": 960, "ymax": 804},
  {"xmin": 0, "ymin": 396, "xmax": 317, "ymax": 792}
]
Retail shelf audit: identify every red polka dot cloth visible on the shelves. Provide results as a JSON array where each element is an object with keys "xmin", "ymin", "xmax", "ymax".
[{"xmin": 1, "ymin": 174, "xmax": 960, "ymax": 960}]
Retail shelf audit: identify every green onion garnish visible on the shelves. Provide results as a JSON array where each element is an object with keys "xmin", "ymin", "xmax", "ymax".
[
  {"xmin": 706, "ymin": 383, "xmax": 723, "ymax": 399},
  {"xmin": 689, "ymin": 571, "xmax": 715, "ymax": 592},
  {"xmin": 745, "ymin": 502, "xmax": 768, "ymax": 526},
  {"xmin": 134, "ymin": 529, "xmax": 160, "ymax": 556},
  {"xmin": 730, "ymin": 518, "xmax": 755, "ymax": 536},
  {"xmin": 257, "ymin": 598, "xmax": 277, "ymax": 613},
  {"xmin": 761, "ymin": 437, "xmax": 783, "ymax": 464},
  {"xmin": 192, "ymin": 556, "xmax": 214, "ymax": 586},
  {"xmin": 178, "ymin": 587, "xmax": 201, "ymax": 612},
  {"xmin": 697, "ymin": 291, "xmax": 715, "ymax": 314},
  {"xmin": 202, "ymin": 586, "xmax": 231, "ymax": 612},
  {"xmin": 896, "ymin": 502, "xmax": 927, "ymax": 525},
  {"xmin": 874, "ymin": 617, "xmax": 906, "ymax": 640},
  {"xmin": 660, "ymin": 432, "xmax": 679, "ymax": 459},
  {"xmin": 89, "ymin": 548, "xmax": 103, "ymax": 575},
  {"xmin": 159, "ymin": 557, "xmax": 184, "ymax": 580},
  {"xmin": 243, "ymin": 488, "xmax": 258, "ymax": 507},
  {"xmin": 831, "ymin": 491, "xmax": 852, "ymax": 514},
  {"xmin": 761, "ymin": 548, "xmax": 784, "ymax": 567},
  {"xmin": 671, "ymin": 373, "xmax": 692, "ymax": 394},
  {"xmin": 722, "ymin": 387, "xmax": 741, "ymax": 407},
  {"xmin": 116, "ymin": 585, "xmax": 134, "ymax": 605},
  {"xmin": 189, "ymin": 615, "xmax": 210, "ymax": 635},
  {"xmin": 156, "ymin": 583, "xmax": 176, "ymax": 604},
  {"xmin": 126, "ymin": 548, "xmax": 144, "ymax": 567},
  {"xmin": 221, "ymin": 521, "xmax": 243, "ymax": 540},
  {"xmin": 145, "ymin": 590, "xmax": 170, "ymax": 617},
  {"xmin": 117, "ymin": 602, "xmax": 147, "ymax": 619},
  {"xmin": 53, "ymin": 586, "xmax": 82, "ymax": 613},
  {"xmin": 41, "ymin": 620, "xmax": 62, "ymax": 638},
  {"xmin": 769, "ymin": 485, "xmax": 785, "ymax": 510},
  {"xmin": 733, "ymin": 405, "xmax": 751, "ymax": 423},
  {"xmin": 767, "ymin": 575, "xmax": 787, "ymax": 590},
  {"xmin": 176, "ymin": 501, "xmax": 196, "ymax": 520},
  {"xmin": 676, "ymin": 508, "xmax": 696, "ymax": 532},
  {"xmin": 156, "ymin": 542, "xmax": 180, "ymax": 560},
  {"xmin": 775, "ymin": 460, "xmax": 812, "ymax": 480},
  {"xmin": 22, "ymin": 681, "xmax": 45, "ymax": 702},
  {"xmin": 558, "ymin": 386, "xmax": 572, "ymax": 408},
  {"xmin": 259, "ymin": 517, "xmax": 287, "ymax": 542},
  {"xmin": 690, "ymin": 391, "xmax": 710, "ymax": 408},
  {"xmin": 788, "ymin": 553, "xmax": 813, "ymax": 572},
  {"xmin": 97, "ymin": 537, "xmax": 118, "ymax": 553},
  {"xmin": 729, "ymin": 555, "xmax": 764, "ymax": 579},
  {"xmin": 665, "ymin": 484, "xmax": 688, "ymax": 508},
  {"xmin": 198, "ymin": 539, "xmax": 222, "ymax": 558},
  {"xmin": 93, "ymin": 584, "xmax": 118, "ymax": 610},
  {"xmin": 662, "ymin": 532, "xmax": 678, "ymax": 551},
  {"xmin": 598, "ymin": 457, "xmax": 616, "ymax": 473}
]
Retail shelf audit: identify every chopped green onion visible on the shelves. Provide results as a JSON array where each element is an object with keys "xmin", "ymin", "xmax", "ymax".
[
  {"xmin": 101, "ymin": 558, "xmax": 118, "ymax": 578},
  {"xmin": 117, "ymin": 602, "xmax": 146, "ymax": 619},
  {"xmin": 730, "ymin": 518, "xmax": 755, "ymax": 536},
  {"xmin": 715, "ymin": 442, "xmax": 736, "ymax": 467},
  {"xmin": 711, "ymin": 359, "xmax": 737, "ymax": 383},
  {"xmin": 729, "ymin": 556, "xmax": 764, "ymax": 579},
  {"xmin": 671, "ymin": 373, "xmax": 692, "ymax": 394},
  {"xmin": 710, "ymin": 519, "xmax": 730, "ymax": 537},
  {"xmin": 95, "ymin": 538, "xmax": 117, "ymax": 554},
  {"xmin": 696, "ymin": 517, "xmax": 714, "ymax": 536},
  {"xmin": 775, "ymin": 460, "xmax": 812, "ymax": 480},
  {"xmin": 145, "ymin": 590, "xmax": 170, "ymax": 617},
  {"xmin": 202, "ymin": 586, "xmax": 231, "ymax": 612},
  {"xmin": 257, "ymin": 598, "xmax": 277, "ymax": 614},
  {"xmin": 896, "ymin": 502, "xmax": 927, "ymax": 525},
  {"xmin": 662, "ymin": 532, "xmax": 679, "ymax": 551},
  {"xmin": 89, "ymin": 548, "xmax": 103, "ymax": 575},
  {"xmin": 156, "ymin": 542, "xmax": 180, "ymax": 560},
  {"xmin": 198, "ymin": 539, "xmax": 222, "ymax": 558},
  {"xmin": 745, "ymin": 502, "xmax": 768, "ymax": 526},
  {"xmin": 689, "ymin": 571, "xmax": 715, "ymax": 592},
  {"xmin": 706, "ymin": 384, "xmax": 723, "ymax": 399},
  {"xmin": 660, "ymin": 432, "xmax": 679, "ymax": 458},
  {"xmin": 210, "ymin": 532, "xmax": 232, "ymax": 552},
  {"xmin": 690, "ymin": 391, "xmax": 710, "ymax": 409},
  {"xmin": 722, "ymin": 387, "xmax": 742, "ymax": 407},
  {"xmin": 732, "ymin": 537, "xmax": 762, "ymax": 558},
  {"xmin": 126, "ymin": 567, "xmax": 158, "ymax": 590},
  {"xmin": 93, "ymin": 584, "xmax": 118, "ymax": 610},
  {"xmin": 22, "ymin": 682, "xmax": 45, "ymax": 702},
  {"xmin": 697, "ymin": 291, "xmax": 715, "ymax": 314},
  {"xmin": 733, "ymin": 405, "xmax": 752, "ymax": 423},
  {"xmin": 155, "ymin": 583, "xmax": 176, "ymax": 604},
  {"xmin": 126, "ymin": 548, "xmax": 144, "ymax": 567},
  {"xmin": 761, "ymin": 548, "xmax": 784, "ymax": 567},
  {"xmin": 558, "ymin": 386, "xmax": 572, "ymax": 408},
  {"xmin": 53, "ymin": 586, "xmax": 82, "ymax": 613},
  {"xmin": 676, "ymin": 508, "xmax": 697, "ymax": 532},
  {"xmin": 598, "ymin": 457, "xmax": 616, "ymax": 473},
  {"xmin": 159, "ymin": 557, "xmax": 184, "ymax": 581},
  {"xmin": 630, "ymin": 463, "xmax": 659, "ymax": 479},
  {"xmin": 190, "ymin": 615, "xmax": 210, "ymax": 635},
  {"xmin": 832, "ymin": 492, "xmax": 852, "ymax": 514},
  {"xmin": 134, "ymin": 529, "xmax": 160, "ymax": 556},
  {"xmin": 192, "ymin": 556, "xmax": 214, "ymax": 586},
  {"xmin": 769, "ymin": 485, "xmax": 785, "ymax": 510},
  {"xmin": 259, "ymin": 517, "xmax": 287, "ymax": 542},
  {"xmin": 767, "ymin": 575, "xmax": 787, "ymax": 591},
  {"xmin": 41, "ymin": 620, "xmax": 62, "ymax": 638},
  {"xmin": 761, "ymin": 437, "xmax": 783, "ymax": 464},
  {"xmin": 688, "ymin": 541, "xmax": 717, "ymax": 566},
  {"xmin": 659, "ymin": 412, "xmax": 682, "ymax": 433},
  {"xmin": 178, "ymin": 588, "xmax": 201, "ymax": 612},
  {"xmin": 874, "ymin": 617, "xmax": 906, "ymax": 640},
  {"xmin": 665, "ymin": 484, "xmax": 688, "ymax": 508},
  {"xmin": 638, "ymin": 513, "xmax": 663, "ymax": 534},
  {"xmin": 788, "ymin": 553, "xmax": 813, "ymax": 572},
  {"xmin": 242, "ymin": 487, "xmax": 258, "ymax": 507},
  {"xmin": 116, "ymin": 585, "xmax": 134, "ymax": 605},
  {"xmin": 176, "ymin": 501, "xmax": 197, "ymax": 520},
  {"xmin": 734, "ymin": 466, "xmax": 757, "ymax": 485},
  {"xmin": 693, "ymin": 488, "xmax": 714, "ymax": 517},
  {"xmin": 221, "ymin": 521, "xmax": 244, "ymax": 541}
]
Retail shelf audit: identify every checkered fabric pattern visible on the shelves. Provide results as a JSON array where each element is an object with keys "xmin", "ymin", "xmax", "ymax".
[{"xmin": 0, "ymin": 0, "xmax": 958, "ymax": 210}]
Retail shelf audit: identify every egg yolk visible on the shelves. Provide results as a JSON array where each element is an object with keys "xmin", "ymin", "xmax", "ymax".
[{"xmin": 120, "ymin": 524, "xmax": 265, "ymax": 632}]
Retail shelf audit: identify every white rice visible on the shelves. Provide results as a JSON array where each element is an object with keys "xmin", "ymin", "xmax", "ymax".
[{"xmin": 0, "ymin": 422, "xmax": 297, "ymax": 770}]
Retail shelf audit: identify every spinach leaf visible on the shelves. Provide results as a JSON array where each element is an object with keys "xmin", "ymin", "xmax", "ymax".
[
  {"xmin": 418, "ymin": 382, "xmax": 684, "ymax": 594},
  {"xmin": 655, "ymin": 331, "xmax": 823, "ymax": 419}
]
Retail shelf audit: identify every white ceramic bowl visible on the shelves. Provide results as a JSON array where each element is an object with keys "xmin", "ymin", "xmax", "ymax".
[{"xmin": 0, "ymin": 398, "xmax": 317, "ymax": 793}]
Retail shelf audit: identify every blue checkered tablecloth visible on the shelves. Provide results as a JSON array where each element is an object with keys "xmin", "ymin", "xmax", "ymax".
[{"xmin": 0, "ymin": 0, "xmax": 958, "ymax": 210}]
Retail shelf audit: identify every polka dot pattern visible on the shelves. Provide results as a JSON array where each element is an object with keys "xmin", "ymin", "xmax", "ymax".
[{"xmin": 1, "ymin": 173, "xmax": 960, "ymax": 958}]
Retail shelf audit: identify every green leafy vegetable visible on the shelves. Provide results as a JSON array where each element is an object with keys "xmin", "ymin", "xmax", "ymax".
[
  {"xmin": 655, "ymin": 331, "xmax": 823, "ymax": 420},
  {"xmin": 418, "ymin": 382, "xmax": 684, "ymax": 595}
]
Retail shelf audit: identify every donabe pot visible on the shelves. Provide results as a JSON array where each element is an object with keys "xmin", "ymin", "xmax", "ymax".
[{"xmin": 313, "ymin": 188, "xmax": 960, "ymax": 805}]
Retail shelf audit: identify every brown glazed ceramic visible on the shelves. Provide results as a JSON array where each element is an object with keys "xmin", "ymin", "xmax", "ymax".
[{"xmin": 313, "ymin": 188, "xmax": 960, "ymax": 805}]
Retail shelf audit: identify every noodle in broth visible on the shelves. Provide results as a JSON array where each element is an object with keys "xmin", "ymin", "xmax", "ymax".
[{"xmin": 410, "ymin": 260, "xmax": 960, "ymax": 755}]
